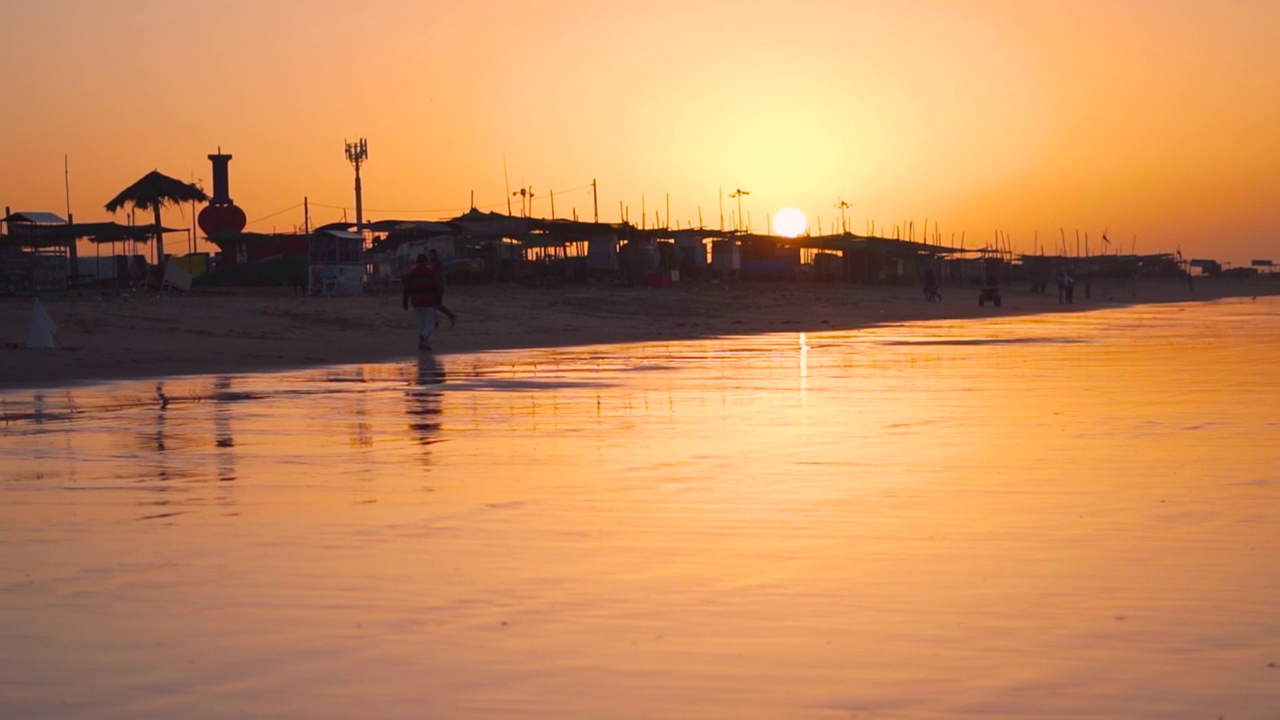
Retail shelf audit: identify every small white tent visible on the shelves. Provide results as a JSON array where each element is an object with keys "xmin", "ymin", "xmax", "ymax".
[{"xmin": 25, "ymin": 298, "xmax": 57, "ymax": 349}]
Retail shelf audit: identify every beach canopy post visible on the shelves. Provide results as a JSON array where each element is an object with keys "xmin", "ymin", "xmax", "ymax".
[{"xmin": 25, "ymin": 298, "xmax": 58, "ymax": 349}]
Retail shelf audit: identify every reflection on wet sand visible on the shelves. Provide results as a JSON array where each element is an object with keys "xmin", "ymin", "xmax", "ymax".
[
  {"xmin": 2, "ymin": 299, "xmax": 1280, "ymax": 719},
  {"xmin": 213, "ymin": 377, "xmax": 238, "ymax": 500},
  {"xmin": 405, "ymin": 354, "xmax": 445, "ymax": 450}
]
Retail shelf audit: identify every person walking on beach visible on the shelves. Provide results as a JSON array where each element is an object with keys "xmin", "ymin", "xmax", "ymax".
[
  {"xmin": 428, "ymin": 249, "xmax": 458, "ymax": 327},
  {"xmin": 1064, "ymin": 271, "xmax": 1075, "ymax": 304},
  {"xmin": 1057, "ymin": 270, "xmax": 1067, "ymax": 304},
  {"xmin": 922, "ymin": 266, "xmax": 941, "ymax": 301},
  {"xmin": 402, "ymin": 253, "xmax": 443, "ymax": 351}
]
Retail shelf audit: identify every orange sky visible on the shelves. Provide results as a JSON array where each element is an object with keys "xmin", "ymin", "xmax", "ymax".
[{"xmin": 2, "ymin": 0, "xmax": 1278, "ymax": 264}]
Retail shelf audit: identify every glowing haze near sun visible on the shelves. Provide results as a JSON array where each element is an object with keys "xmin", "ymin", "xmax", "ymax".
[
  {"xmin": 773, "ymin": 208, "xmax": 807, "ymax": 238},
  {"xmin": 0, "ymin": 1, "xmax": 1278, "ymax": 265}
]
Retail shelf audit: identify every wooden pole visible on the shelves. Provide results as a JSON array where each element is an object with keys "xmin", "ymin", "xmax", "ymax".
[
  {"xmin": 154, "ymin": 204, "xmax": 165, "ymax": 266},
  {"xmin": 503, "ymin": 155, "xmax": 512, "ymax": 215}
]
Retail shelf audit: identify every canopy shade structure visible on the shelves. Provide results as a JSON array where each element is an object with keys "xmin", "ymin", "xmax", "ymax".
[
  {"xmin": 104, "ymin": 170, "xmax": 208, "ymax": 261},
  {"xmin": 80, "ymin": 223, "xmax": 184, "ymax": 244},
  {"xmin": 0, "ymin": 222, "xmax": 183, "ymax": 248}
]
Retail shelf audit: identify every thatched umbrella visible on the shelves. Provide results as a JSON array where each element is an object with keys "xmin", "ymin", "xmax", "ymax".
[{"xmin": 104, "ymin": 170, "xmax": 208, "ymax": 264}]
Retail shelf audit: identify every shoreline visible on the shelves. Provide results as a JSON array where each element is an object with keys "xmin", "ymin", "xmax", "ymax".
[{"xmin": 3, "ymin": 276, "xmax": 1277, "ymax": 390}]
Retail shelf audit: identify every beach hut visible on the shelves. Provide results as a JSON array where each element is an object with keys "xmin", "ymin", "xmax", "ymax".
[
  {"xmin": 585, "ymin": 233, "xmax": 620, "ymax": 273},
  {"xmin": 667, "ymin": 230, "xmax": 716, "ymax": 281},
  {"xmin": 1, "ymin": 212, "xmax": 71, "ymax": 294},
  {"xmin": 738, "ymin": 233, "xmax": 800, "ymax": 281},
  {"xmin": 307, "ymin": 228, "xmax": 366, "ymax": 296},
  {"xmin": 520, "ymin": 218, "xmax": 623, "ymax": 283},
  {"xmin": 0, "ymin": 214, "xmax": 168, "ymax": 293},
  {"xmin": 104, "ymin": 171, "xmax": 208, "ymax": 265},
  {"xmin": 207, "ymin": 230, "xmax": 310, "ymax": 267},
  {"xmin": 710, "ymin": 238, "xmax": 741, "ymax": 280}
]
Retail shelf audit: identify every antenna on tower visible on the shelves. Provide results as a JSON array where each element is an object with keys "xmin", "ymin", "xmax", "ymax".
[
  {"xmin": 345, "ymin": 138, "xmax": 369, "ymax": 231},
  {"xmin": 834, "ymin": 197, "xmax": 851, "ymax": 235}
]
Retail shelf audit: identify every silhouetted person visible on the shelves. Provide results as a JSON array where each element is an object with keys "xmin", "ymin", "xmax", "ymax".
[
  {"xmin": 428, "ymin": 249, "xmax": 458, "ymax": 327},
  {"xmin": 922, "ymin": 266, "xmax": 941, "ymax": 301},
  {"xmin": 402, "ymin": 253, "xmax": 443, "ymax": 351},
  {"xmin": 1064, "ymin": 272, "xmax": 1075, "ymax": 303}
]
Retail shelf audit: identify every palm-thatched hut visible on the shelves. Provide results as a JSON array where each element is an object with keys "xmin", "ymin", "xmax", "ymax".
[{"xmin": 104, "ymin": 171, "xmax": 208, "ymax": 264}]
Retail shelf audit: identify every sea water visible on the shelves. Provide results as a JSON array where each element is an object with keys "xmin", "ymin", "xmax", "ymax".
[{"xmin": 2, "ymin": 298, "xmax": 1278, "ymax": 719}]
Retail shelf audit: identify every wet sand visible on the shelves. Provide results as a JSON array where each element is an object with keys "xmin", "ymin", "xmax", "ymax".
[{"xmin": 2, "ymin": 275, "xmax": 1276, "ymax": 388}]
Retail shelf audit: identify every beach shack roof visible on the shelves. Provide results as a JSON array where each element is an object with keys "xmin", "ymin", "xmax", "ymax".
[
  {"xmin": 365, "ymin": 219, "xmax": 454, "ymax": 234},
  {"xmin": 316, "ymin": 228, "xmax": 364, "ymax": 241},
  {"xmin": 732, "ymin": 232, "xmax": 963, "ymax": 257},
  {"xmin": 74, "ymin": 222, "xmax": 182, "ymax": 243},
  {"xmin": 0, "ymin": 219, "xmax": 179, "ymax": 248},
  {"xmin": 208, "ymin": 230, "xmax": 296, "ymax": 244},
  {"xmin": 2, "ymin": 211, "xmax": 68, "ymax": 225},
  {"xmin": 528, "ymin": 218, "xmax": 627, "ymax": 236},
  {"xmin": 448, "ymin": 208, "xmax": 530, "ymax": 237}
]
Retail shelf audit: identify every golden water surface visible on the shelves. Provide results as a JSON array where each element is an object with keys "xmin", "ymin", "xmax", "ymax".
[{"xmin": 3, "ymin": 298, "xmax": 1279, "ymax": 719}]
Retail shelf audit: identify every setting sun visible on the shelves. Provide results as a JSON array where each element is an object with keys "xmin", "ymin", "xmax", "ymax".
[{"xmin": 773, "ymin": 207, "xmax": 807, "ymax": 238}]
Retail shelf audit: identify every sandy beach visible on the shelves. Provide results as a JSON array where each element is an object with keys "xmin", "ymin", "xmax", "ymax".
[{"xmin": 2, "ymin": 275, "xmax": 1277, "ymax": 389}]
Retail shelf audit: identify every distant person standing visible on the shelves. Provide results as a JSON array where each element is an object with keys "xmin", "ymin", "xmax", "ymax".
[
  {"xmin": 402, "ymin": 253, "xmax": 443, "ymax": 351},
  {"xmin": 1057, "ymin": 271, "xmax": 1067, "ymax": 303},
  {"xmin": 1064, "ymin": 272, "xmax": 1075, "ymax": 304},
  {"xmin": 922, "ymin": 266, "xmax": 941, "ymax": 301},
  {"xmin": 428, "ymin": 249, "xmax": 458, "ymax": 327}
]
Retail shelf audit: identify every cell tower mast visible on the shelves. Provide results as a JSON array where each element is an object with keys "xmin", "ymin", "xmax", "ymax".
[{"xmin": 345, "ymin": 138, "xmax": 369, "ymax": 231}]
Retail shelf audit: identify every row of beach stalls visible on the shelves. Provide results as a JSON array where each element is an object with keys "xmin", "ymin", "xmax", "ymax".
[
  {"xmin": 0, "ymin": 210, "xmax": 193, "ymax": 295},
  {"xmin": 363, "ymin": 211, "xmax": 983, "ymax": 290},
  {"xmin": 362, "ymin": 211, "xmax": 1182, "ymax": 289},
  {"xmin": 3, "ymin": 208, "xmax": 1188, "ymax": 298},
  {"xmin": 204, "ymin": 208, "xmax": 1189, "ymax": 296}
]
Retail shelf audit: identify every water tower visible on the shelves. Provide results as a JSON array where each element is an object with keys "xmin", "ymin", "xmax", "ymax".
[{"xmin": 197, "ymin": 150, "xmax": 247, "ymax": 238}]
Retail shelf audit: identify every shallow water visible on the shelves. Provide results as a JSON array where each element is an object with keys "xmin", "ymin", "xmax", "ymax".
[{"xmin": 3, "ymin": 298, "xmax": 1279, "ymax": 719}]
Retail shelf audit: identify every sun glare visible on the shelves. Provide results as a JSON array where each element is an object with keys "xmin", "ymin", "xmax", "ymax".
[{"xmin": 773, "ymin": 207, "xmax": 807, "ymax": 238}]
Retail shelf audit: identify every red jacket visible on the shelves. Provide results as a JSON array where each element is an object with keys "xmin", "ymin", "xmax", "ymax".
[{"xmin": 402, "ymin": 264, "xmax": 441, "ymax": 308}]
